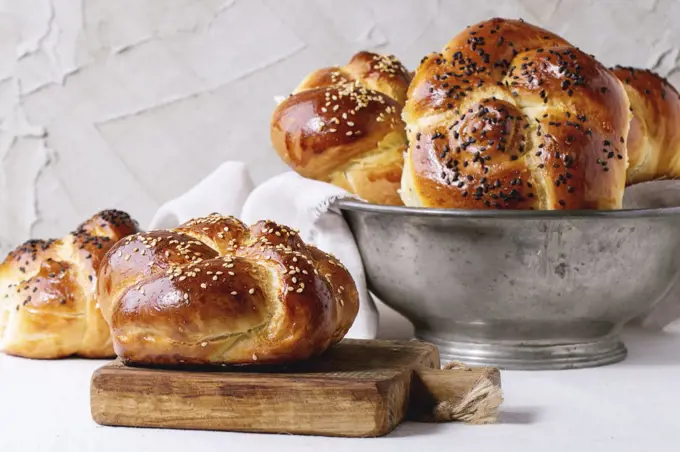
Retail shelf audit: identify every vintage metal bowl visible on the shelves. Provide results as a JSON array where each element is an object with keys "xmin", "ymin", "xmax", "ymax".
[{"xmin": 337, "ymin": 200, "xmax": 680, "ymax": 370}]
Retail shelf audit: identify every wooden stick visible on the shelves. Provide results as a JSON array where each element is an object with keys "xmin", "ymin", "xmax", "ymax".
[{"xmin": 407, "ymin": 363, "xmax": 503, "ymax": 424}]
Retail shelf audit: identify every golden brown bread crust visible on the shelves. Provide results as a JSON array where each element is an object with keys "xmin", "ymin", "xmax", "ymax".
[
  {"xmin": 402, "ymin": 18, "xmax": 631, "ymax": 210},
  {"xmin": 96, "ymin": 214, "xmax": 359, "ymax": 366},
  {"xmin": 272, "ymin": 51, "xmax": 412, "ymax": 206},
  {"xmin": 0, "ymin": 210, "xmax": 139, "ymax": 359},
  {"xmin": 295, "ymin": 51, "xmax": 412, "ymax": 104},
  {"xmin": 611, "ymin": 67, "xmax": 680, "ymax": 185}
]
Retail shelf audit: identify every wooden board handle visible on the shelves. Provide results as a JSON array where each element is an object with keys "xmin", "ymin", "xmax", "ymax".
[{"xmin": 408, "ymin": 363, "xmax": 503, "ymax": 424}]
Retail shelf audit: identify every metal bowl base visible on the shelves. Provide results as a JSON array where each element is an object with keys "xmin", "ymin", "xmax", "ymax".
[{"xmin": 417, "ymin": 332, "xmax": 628, "ymax": 370}]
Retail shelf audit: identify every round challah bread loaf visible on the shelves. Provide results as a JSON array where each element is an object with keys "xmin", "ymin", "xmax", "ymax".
[
  {"xmin": 96, "ymin": 214, "xmax": 359, "ymax": 366},
  {"xmin": 271, "ymin": 51, "xmax": 412, "ymax": 206},
  {"xmin": 401, "ymin": 18, "xmax": 631, "ymax": 209},
  {"xmin": 611, "ymin": 66, "xmax": 680, "ymax": 185},
  {"xmin": 0, "ymin": 210, "xmax": 139, "ymax": 359}
]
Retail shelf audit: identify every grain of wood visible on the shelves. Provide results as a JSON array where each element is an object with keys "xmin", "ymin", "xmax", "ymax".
[{"xmin": 90, "ymin": 339, "xmax": 502, "ymax": 437}]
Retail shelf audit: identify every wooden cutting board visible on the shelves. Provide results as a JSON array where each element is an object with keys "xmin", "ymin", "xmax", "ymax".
[{"xmin": 90, "ymin": 339, "xmax": 502, "ymax": 437}]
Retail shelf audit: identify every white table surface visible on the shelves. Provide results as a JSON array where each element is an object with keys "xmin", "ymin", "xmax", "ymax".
[{"xmin": 2, "ymin": 302, "xmax": 679, "ymax": 452}]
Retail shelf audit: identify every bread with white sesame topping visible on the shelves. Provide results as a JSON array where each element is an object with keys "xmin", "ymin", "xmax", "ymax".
[
  {"xmin": 271, "ymin": 51, "xmax": 412, "ymax": 206},
  {"xmin": 401, "ymin": 18, "xmax": 631, "ymax": 210},
  {"xmin": 610, "ymin": 67, "xmax": 680, "ymax": 185},
  {"xmin": 96, "ymin": 213, "xmax": 359, "ymax": 366},
  {"xmin": 0, "ymin": 210, "xmax": 139, "ymax": 359}
]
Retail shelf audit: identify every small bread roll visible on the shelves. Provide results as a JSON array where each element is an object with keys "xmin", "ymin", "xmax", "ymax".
[
  {"xmin": 0, "ymin": 210, "xmax": 139, "ymax": 359},
  {"xmin": 96, "ymin": 214, "xmax": 359, "ymax": 366},
  {"xmin": 271, "ymin": 51, "xmax": 412, "ymax": 205},
  {"xmin": 401, "ymin": 18, "xmax": 631, "ymax": 210},
  {"xmin": 611, "ymin": 66, "xmax": 680, "ymax": 185}
]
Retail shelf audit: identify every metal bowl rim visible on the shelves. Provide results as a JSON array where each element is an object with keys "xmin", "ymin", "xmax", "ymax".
[{"xmin": 336, "ymin": 199, "xmax": 680, "ymax": 220}]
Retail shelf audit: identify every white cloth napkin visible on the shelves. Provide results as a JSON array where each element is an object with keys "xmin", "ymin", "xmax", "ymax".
[
  {"xmin": 623, "ymin": 180, "xmax": 680, "ymax": 330},
  {"xmin": 149, "ymin": 162, "xmax": 379, "ymax": 340}
]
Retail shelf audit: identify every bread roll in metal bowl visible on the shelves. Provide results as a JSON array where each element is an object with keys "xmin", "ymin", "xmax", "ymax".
[
  {"xmin": 338, "ymin": 199, "xmax": 680, "ymax": 370},
  {"xmin": 402, "ymin": 18, "xmax": 631, "ymax": 210},
  {"xmin": 271, "ymin": 51, "xmax": 412, "ymax": 206},
  {"xmin": 611, "ymin": 66, "xmax": 680, "ymax": 185}
]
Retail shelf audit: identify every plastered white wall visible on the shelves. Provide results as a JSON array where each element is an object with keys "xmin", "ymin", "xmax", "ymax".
[{"xmin": 1, "ymin": 0, "xmax": 679, "ymax": 256}]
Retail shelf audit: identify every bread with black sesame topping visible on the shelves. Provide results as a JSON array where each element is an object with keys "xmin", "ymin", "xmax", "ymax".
[
  {"xmin": 401, "ymin": 18, "xmax": 631, "ymax": 210},
  {"xmin": 0, "ymin": 210, "xmax": 139, "ymax": 359},
  {"xmin": 271, "ymin": 51, "xmax": 412, "ymax": 205},
  {"xmin": 611, "ymin": 66, "xmax": 680, "ymax": 185},
  {"xmin": 96, "ymin": 213, "xmax": 359, "ymax": 366}
]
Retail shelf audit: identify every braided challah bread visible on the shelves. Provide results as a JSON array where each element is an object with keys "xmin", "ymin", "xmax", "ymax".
[
  {"xmin": 611, "ymin": 66, "xmax": 680, "ymax": 185},
  {"xmin": 96, "ymin": 214, "xmax": 359, "ymax": 366},
  {"xmin": 401, "ymin": 18, "xmax": 631, "ymax": 209},
  {"xmin": 271, "ymin": 51, "xmax": 412, "ymax": 205},
  {"xmin": 0, "ymin": 210, "xmax": 139, "ymax": 359}
]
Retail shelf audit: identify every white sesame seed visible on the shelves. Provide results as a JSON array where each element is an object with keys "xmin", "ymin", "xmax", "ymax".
[
  {"xmin": 201, "ymin": 342, "xmax": 208, "ymax": 347},
  {"xmin": 231, "ymin": 291, "xmax": 237, "ymax": 295},
  {"xmin": 201, "ymin": 283, "xmax": 207, "ymax": 289},
  {"xmin": 249, "ymin": 288, "xmax": 255, "ymax": 294}
]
